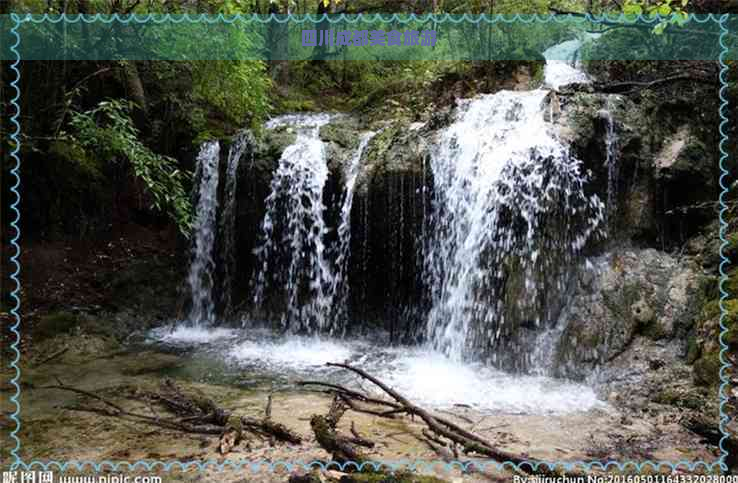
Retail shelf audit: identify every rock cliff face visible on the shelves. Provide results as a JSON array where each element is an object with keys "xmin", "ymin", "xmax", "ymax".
[{"xmin": 553, "ymin": 248, "xmax": 705, "ymax": 380}]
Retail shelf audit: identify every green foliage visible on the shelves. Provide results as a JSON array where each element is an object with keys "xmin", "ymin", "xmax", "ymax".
[
  {"xmin": 191, "ymin": 60, "xmax": 272, "ymax": 131},
  {"xmin": 622, "ymin": 0, "xmax": 689, "ymax": 34},
  {"xmin": 66, "ymin": 99, "xmax": 194, "ymax": 236}
]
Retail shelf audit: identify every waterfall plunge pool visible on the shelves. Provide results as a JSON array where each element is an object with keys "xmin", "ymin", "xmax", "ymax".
[{"xmin": 146, "ymin": 325, "xmax": 606, "ymax": 417}]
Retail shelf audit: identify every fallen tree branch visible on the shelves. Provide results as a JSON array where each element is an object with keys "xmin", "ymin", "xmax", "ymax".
[
  {"xmin": 46, "ymin": 381, "xmax": 224, "ymax": 435},
  {"xmin": 336, "ymin": 393, "xmax": 405, "ymax": 419},
  {"xmin": 33, "ymin": 346, "xmax": 69, "ymax": 367},
  {"xmin": 350, "ymin": 421, "xmax": 375, "ymax": 449},
  {"xmin": 421, "ymin": 430, "xmax": 456, "ymax": 463},
  {"xmin": 241, "ymin": 416, "xmax": 303, "ymax": 444},
  {"xmin": 61, "ymin": 404, "xmax": 224, "ymax": 435},
  {"xmin": 325, "ymin": 362, "xmax": 586, "ymax": 477},
  {"xmin": 594, "ymin": 74, "xmax": 715, "ymax": 94},
  {"xmin": 297, "ymin": 380, "xmax": 401, "ymax": 409},
  {"xmin": 310, "ymin": 413, "xmax": 368, "ymax": 464}
]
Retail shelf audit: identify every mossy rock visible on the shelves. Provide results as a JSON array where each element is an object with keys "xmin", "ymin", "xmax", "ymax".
[
  {"xmin": 257, "ymin": 127, "xmax": 298, "ymax": 160},
  {"xmin": 320, "ymin": 122, "xmax": 360, "ymax": 150},
  {"xmin": 653, "ymin": 387, "xmax": 706, "ymax": 410},
  {"xmin": 278, "ymin": 98, "xmax": 318, "ymax": 113},
  {"xmin": 49, "ymin": 140, "xmax": 104, "ymax": 181},
  {"xmin": 693, "ymin": 351, "xmax": 722, "ymax": 386},
  {"xmin": 686, "ymin": 335, "xmax": 701, "ymax": 364},
  {"xmin": 640, "ymin": 320, "xmax": 668, "ymax": 340},
  {"xmin": 32, "ymin": 311, "xmax": 78, "ymax": 341}
]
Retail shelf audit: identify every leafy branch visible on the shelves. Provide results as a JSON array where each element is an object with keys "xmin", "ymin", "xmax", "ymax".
[{"xmin": 66, "ymin": 99, "xmax": 194, "ymax": 236}]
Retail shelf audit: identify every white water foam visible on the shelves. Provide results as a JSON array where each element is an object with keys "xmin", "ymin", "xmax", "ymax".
[
  {"xmin": 251, "ymin": 113, "xmax": 336, "ymax": 333},
  {"xmin": 230, "ymin": 335, "xmax": 354, "ymax": 371},
  {"xmin": 424, "ymin": 90, "xmax": 605, "ymax": 365},
  {"xmin": 371, "ymin": 348, "xmax": 604, "ymax": 414},
  {"xmin": 149, "ymin": 329, "xmax": 603, "ymax": 414},
  {"xmin": 332, "ymin": 131, "xmax": 377, "ymax": 328},
  {"xmin": 186, "ymin": 141, "xmax": 221, "ymax": 327},
  {"xmin": 151, "ymin": 326, "xmax": 239, "ymax": 344},
  {"xmin": 169, "ymin": 331, "xmax": 603, "ymax": 414}
]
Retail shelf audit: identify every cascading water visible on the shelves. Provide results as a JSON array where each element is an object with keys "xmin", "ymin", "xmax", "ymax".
[
  {"xmin": 186, "ymin": 141, "xmax": 221, "ymax": 327},
  {"xmin": 251, "ymin": 113, "xmax": 336, "ymax": 333},
  {"xmin": 219, "ymin": 132, "xmax": 252, "ymax": 317},
  {"xmin": 332, "ymin": 131, "xmax": 377, "ymax": 328},
  {"xmin": 599, "ymin": 105, "xmax": 620, "ymax": 220},
  {"xmin": 542, "ymin": 37, "xmax": 591, "ymax": 90},
  {"xmin": 424, "ymin": 89, "xmax": 605, "ymax": 368}
]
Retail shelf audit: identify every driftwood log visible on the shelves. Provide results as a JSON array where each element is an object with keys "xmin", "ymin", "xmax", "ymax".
[
  {"xmin": 309, "ymin": 395, "xmax": 372, "ymax": 464},
  {"xmin": 320, "ymin": 362, "xmax": 587, "ymax": 478},
  {"xmin": 41, "ymin": 378, "xmax": 302, "ymax": 454}
]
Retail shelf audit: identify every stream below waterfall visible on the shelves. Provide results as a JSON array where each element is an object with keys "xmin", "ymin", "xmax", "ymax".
[{"xmin": 147, "ymin": 326, "xmax": 605, "ymax": 415}]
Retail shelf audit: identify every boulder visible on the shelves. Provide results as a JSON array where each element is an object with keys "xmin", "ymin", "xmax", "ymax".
[{"xmin": 554, "ymin": 248, "xmax": 704, "ymax": 380}]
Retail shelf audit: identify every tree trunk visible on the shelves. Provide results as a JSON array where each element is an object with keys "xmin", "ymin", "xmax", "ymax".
[
  {"xmin": 267, "ymin": 0, "xmax": 290, "ymax": 86},
  {"xmin": 121, "ymin": 61, "xmax": 148, "ymax": 126}
]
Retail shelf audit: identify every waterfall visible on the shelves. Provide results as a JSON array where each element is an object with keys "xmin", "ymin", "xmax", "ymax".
[
  {"xmin": 219, "ymin": 132, "xmax": 251, "ymax": 317},
  {"xmin": 424, "ymin": 90, "xmax": 605, "ymax": 367},
  {"xmin": 251, "ymin": 113, "xmax": 335, "ymax": 333},
  {"xmin": 332, "ymin": 131, "xmax": 377, "ymax": 329},
  {"xmin": 186, "ymin": 141, "xmax": 221, "ymax": 327},
  {"xmin": 599, "ymin": 106, "xmax": 620, "ymax": 220}
]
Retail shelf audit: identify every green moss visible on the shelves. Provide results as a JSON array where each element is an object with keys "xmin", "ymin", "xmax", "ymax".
[
  {"xmin": 33, "ymin": 311, "xmax": 78, "ymax": 341},
  {"xmin": 602, "ymin": 282, "xmax": 644, "ymax": 326},
  {"xmin": 260, "ymin": 128, "xmax": 298, "ymax": 159},
  {"xmin": 686, "ymin": 335, "xmax": 701, "ymax": 364},
  {"xmin": 671, "ymin": 140, "xmax": 711, "ymax": 181},
  {"xmin": 693, "ymin": 351, "xmax": 722, "ymax": 386},
  {"xmin": 278, "ymin": 98, "xmax": 318, "ymax": 112},
  {"xmin": 364, "ymin": 125, "xmax": 399, "ymax": 165},
  {"xmin": 320, "ymin": 123, "xmax": 359, "ymax": 149},
  {"xmin": 701, "ymin": 275, "xmax": 720, "ymax": 302},
  {"xmin": 641, "ymin": 320, "xmax": 667, "ymax": 340},
  {"xmin": 654, "ymin": 388, "xmax": 704, "ymax": 410},
  {"xmin": 49, "ymin": 140, "xmax": 103, "ymax": 181}
]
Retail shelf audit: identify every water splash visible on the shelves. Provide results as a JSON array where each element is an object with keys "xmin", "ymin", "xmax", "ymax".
[
  {"xmin": 251, "ymin": 113, "xmax": 335, "ymax": 333},
  {"xmin": 332, "ymin": 131, "xmax": 377, "ymax": 329},
  {"xmin": 220, "ymin": 132, "xmax": 252, "ymax": 317},
  {"xmin": 150, "ymin": 329, "xmax": 605, "ymax": 415},
  {"xmin": 151, "ymin": 326, "xmax": 238, "ymax": 345},
  {"xmin": 424, "ymin": 90, "xmax": 605, "ymax": 368},
  {"xmin": 187, "ymin": 141, "xmax": 221, "ymax": 327}
]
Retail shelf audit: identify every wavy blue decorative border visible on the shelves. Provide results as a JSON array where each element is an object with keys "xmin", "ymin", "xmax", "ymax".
[
  {"xmin": 718, "ymin": 12, "xmax": 733, "ymax": 473},
  {"xmin": 11, "ymin": 12, "xmax": 724, "ymax": 24},
  {"xmin": 4, "ymin": 12, "xmax": 732, "ymax": 476},
  {"xmin": 8, "ymin": 11, "xmax": 23, "ymax": 473}
]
